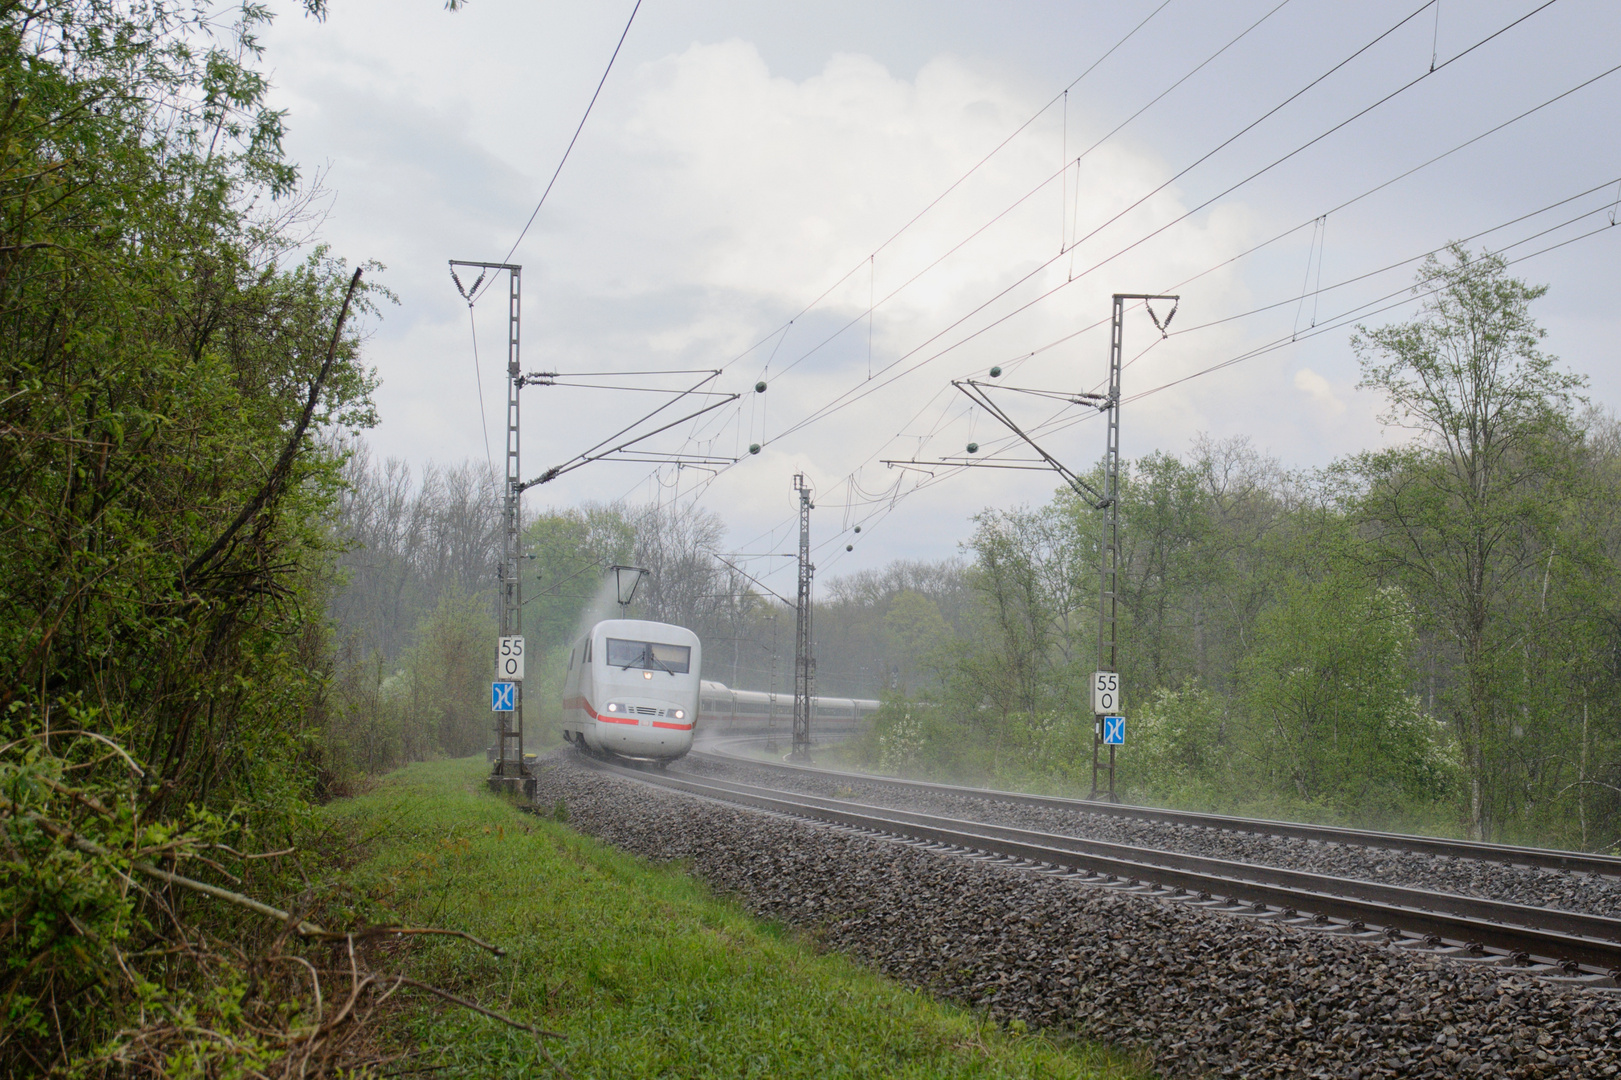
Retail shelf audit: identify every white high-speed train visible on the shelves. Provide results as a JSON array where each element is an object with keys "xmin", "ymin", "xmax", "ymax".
[
  {"xmin": 561, "ymin": 619, "xmax": 701, "ymax": 760},
  {"xmin": 560, "ymin": 617, "xmax": 881, "ymax": 761}
]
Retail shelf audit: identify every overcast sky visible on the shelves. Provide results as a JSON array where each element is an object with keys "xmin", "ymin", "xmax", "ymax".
[{"xmin": 262, "ymin": 0, "xmax": 1621, "ymax": 596}]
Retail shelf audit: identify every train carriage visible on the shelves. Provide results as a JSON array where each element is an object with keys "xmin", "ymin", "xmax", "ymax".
[{"xmin": 697, "ymin": 680, "xmax": 881, "ymax": 739}]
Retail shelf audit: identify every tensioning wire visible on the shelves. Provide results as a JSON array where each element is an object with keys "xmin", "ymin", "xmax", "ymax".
[
  {"xmin": 767, "ymin": 0, "xmax": 1556, "ymax": 448},
  {"xmin": 472, "ymin": 0, "xmax": 644, "ymax": 300},
  {"xmin": 676, "ymin": 52, "xmax": 1605, "ymax": 550},
  {"xmin": 663, "ymin": 1, "xmax": 1572, "ymax": 555},
  {"xmin": 466, "ymin": 305, "xmax": 495, "ymax": 478}
]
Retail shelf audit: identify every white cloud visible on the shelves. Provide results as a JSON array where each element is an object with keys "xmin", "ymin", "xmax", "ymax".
[
  {"xmin": 523, "ymin": 40, "xmax": 1264, "ymax": 561},
  {"xmin": 1293, "ymin": 367, "xmax": 1346, "ymax": 415},
  {"xmin": 247, "ymin": 0, "xmax": 1621, "ymax": 601},
  {"xmin": 260, "ymin": 15, "xmax": 1353, "ymax": 583}
]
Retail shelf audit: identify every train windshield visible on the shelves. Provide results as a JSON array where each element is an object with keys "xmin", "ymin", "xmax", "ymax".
[{"xmin": 605, "ymin": 637, "xmax": 691, "ymax": 674}]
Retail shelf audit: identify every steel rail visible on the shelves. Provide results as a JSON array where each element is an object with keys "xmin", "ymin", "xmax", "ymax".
[
  {"xmin": 691, "ymin": 738, "xmax": 1621, "ymax": 878},
  {"xmin": 589, "ymin": 756, "xmax": 1621, "ymax": 974}
]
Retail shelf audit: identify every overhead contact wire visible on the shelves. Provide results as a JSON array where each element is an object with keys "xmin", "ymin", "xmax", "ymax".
[
  {"xmin": 680, "ymin": 2, "xmax": 1572, "ymax": 549},
  {"xmin": 680, "ymin": 0, "xmax": 1177, "ymax": 387},
  {"xmin": 474, "ymin": 0, "xmax": 644, "ymax": 299},
  {"xmin": 767, "ymin": 0, "xmax": 1564, "ymax": 447}
]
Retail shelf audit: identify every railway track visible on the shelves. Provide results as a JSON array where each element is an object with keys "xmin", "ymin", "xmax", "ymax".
[
  {"xmin": 692, "ymin": 737, "xmax": 1621, "ymax": 878},
  {"xmin": 588, "ymin": 751, "xmax": 1621, "ymax": 982}
]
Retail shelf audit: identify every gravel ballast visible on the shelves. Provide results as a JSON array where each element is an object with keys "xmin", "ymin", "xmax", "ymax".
[
  {"xmin": 678, "ymin": 750, "xmax": 1621, "ymax": 919},
  {"xmin": 535, "ymin": 752, "xmax": 1621, "ymax": 1079}
]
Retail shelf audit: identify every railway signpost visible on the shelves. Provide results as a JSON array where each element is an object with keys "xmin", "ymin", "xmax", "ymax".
[
  {"xmin": 1091, "ymin": 671, "xmax": 1119, "ymax": 715},
  {"xmin": 491, "ymin": 681, "xmax": 516, "ymax": 713},
  {"xmin": 899, "ymin": 293, "xmax": 1177, "ymax": 802},
  {"xmin": 1102, "ymin": 715, "xmax": 1125, "ymax": 746},
  {"xmin": 497, "ymin": 635, "xmax": 525, "ymax": 680}
]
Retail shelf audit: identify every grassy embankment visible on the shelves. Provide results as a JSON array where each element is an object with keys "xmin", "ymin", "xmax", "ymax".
[{"xmin": 320, "ymin": 757, "xmax": 1153, "ymax": 1078}]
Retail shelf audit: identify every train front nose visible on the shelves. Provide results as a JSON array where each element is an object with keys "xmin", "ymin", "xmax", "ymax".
[{"xmin": 596, "ymin": 694, "xmax": 693, "ymax": 756}]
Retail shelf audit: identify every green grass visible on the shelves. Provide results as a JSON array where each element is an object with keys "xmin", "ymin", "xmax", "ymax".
[{"xmin": 317, "ymin": 757, "xmax": 1154, "ymax": 1079}]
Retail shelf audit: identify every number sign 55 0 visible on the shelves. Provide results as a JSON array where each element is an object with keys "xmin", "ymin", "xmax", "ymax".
[
  {"xmin": 1091, "ymin": 671, "xmax": 1119, "ymax": 715},
  {"xmin": 498, "ymin": 636, "xmax": 525, "ymax": 680}
]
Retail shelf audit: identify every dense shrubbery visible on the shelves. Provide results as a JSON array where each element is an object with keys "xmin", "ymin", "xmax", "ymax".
[
  {"xmin": 0, "ymin": 1, "xmax": 390, "ymax": 1072},
  {"xmin": 853, "ymin": 701, "xmax": 1095, "ymax": 792}
]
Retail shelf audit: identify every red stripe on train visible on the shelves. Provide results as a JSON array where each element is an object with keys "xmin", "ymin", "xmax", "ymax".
[{"xmin": 564, "ymin": 695, "xmax": 687, "ymax": 728}]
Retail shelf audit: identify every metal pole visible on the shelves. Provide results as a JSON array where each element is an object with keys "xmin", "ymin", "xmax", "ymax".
[
  {"xmin": 1090, "ymin": 292, "xmax": 1177, "ymax": 802},
  {"xmin": 767, "ymin": 613, "xmax": 779, "ymax": 753},
  {"xmin": 504, "ymin": 267, "xmax": 523, "ymax": 779},
  {"xmin": 791, "ymin": 474, "xmax": 815, "ymax": 762},
  {"xmin": 451, "ymin": 259, "xmax": 526, "ymax": 783},
  {"xmin": 1091, "ymin": 295, "xmax": 1124, "ymax": 801}
]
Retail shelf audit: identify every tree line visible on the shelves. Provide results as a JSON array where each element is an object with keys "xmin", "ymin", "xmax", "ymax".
[{"xmin": 850, "ymin": 249, "xmax": 1621, "ymax": 849}]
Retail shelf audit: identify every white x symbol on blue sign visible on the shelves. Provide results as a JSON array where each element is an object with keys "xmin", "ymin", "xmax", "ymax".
[
  {"xmin": 491, "ymin": 681, "xmax": 516, "ymax": 712},
  {"xmin": 1102, "ymin": 716, "xmax": 1125, "ymax": 745}
]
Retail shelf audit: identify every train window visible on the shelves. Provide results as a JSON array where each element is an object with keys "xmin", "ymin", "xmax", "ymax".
[
  {"xmin": 567, "ymin": 649, "xmax": 574, "ymax": 671},
  {"xmin": 649, "ymin": 642, "xmax": 691, "ymax": 672},
  {"xmin": 584, "ymin": 639, "xmax": 592, "ymax": 663},
  {"xmin": 606, "ymin": 638, "xmax": 691, "ymax": 674}
]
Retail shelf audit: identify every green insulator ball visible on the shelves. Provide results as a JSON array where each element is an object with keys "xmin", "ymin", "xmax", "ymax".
[
  {"xmin": 846, "ymin": 544, "xmax": 854, "ymax": 552},
  {"xmin": 749, "ymin": 443, "xmax": 761, "ymax": 455},
  {"xmin": 755, "ymin": 381, "xmax": 767, "ymax": 393},
  {"xmin": 966, "ymin": 442, "xmax": 979, "ymax": 454},
  {"xmin": 989, "ymin": 366, "xmax": 1002, "ymax": 378},
  {"xmin": 853, "ymin": 525, "xmax": 861, "ymax": 533}
]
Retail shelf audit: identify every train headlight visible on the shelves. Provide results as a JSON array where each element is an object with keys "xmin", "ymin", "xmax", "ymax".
[
  {"xmin": 643, "ymin": 670, "xmax": 653, "ymax": 680},
  {"xmin": 672, "ymin": 709, "xmax": 685, "ymax": 720},
  {"xmin": 606, "ymin": 702, "xmax": 619, "ymax": 713}
]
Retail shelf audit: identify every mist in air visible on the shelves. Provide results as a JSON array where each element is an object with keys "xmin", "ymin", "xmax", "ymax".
[{"xmin": 572, "ymin": 575, "xmax": 628, "ymax": 647}]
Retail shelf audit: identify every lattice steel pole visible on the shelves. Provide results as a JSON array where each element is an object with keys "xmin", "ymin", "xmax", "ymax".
[
  {"xmin": 1090, "ymin": 292, "xmax": 1176, "ymax": 802},
  {"xmin": 1091, "ymin": 295, "xmax": 1124, "ymax": 800},
  {"xmin": 767, "ymin": 613, "xmax": 780, "ymax": 753},
  {"xmin": 502, "ymin": 267, "xmax": 523, "ymax": 779},
  {"xmin": 450, "ymin": 260, "xmax": 525, "ymax": 781},
  {"xmin": 790, "ymin": 474, "xmax": 815, "ymax": 762}
]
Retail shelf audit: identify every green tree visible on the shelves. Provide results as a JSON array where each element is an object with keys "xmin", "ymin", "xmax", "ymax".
[
  {"xmin": 883, "ymin": 590, "xmax": 949, "ymax": 693},
  {"xmin": 1239, "ymin": 575, "xmax": 1453, "ymax": 820},
  {"xmin": 1353, "ymin": 244, "xmax": 1584, "ymax": 839},
  {"xmin": 524, "ymin": 504, "xmax": 634, "ymax": 655},
  {"xmin": 1126, "ymin": 682, "xmax": 1238, "ymax": 808},
  {"xmin": 400, "ymin": 590, "xmax": 497, "ymax": 759}
]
